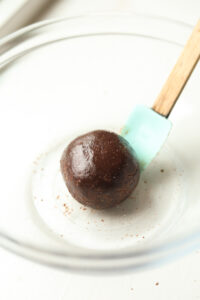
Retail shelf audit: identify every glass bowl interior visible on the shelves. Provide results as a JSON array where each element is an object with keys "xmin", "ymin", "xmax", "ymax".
[{"xmin": 0, "ymin": 13, "xmax": 199, "ymax": 273}]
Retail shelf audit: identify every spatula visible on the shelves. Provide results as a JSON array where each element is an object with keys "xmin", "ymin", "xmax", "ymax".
[{"xmin": 121, "ymin": 19, "xmax": 200, "ymax": 171}]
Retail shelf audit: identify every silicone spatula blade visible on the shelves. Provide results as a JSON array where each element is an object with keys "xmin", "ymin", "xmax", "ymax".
[{"xmin": 121, "ymin": 105, "xmax": 172, "ymax": 170}]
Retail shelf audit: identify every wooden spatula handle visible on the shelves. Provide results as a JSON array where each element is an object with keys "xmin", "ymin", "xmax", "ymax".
[{"xmin": 152, "ymin": 19, "xmax": 200, "ymax": 117}]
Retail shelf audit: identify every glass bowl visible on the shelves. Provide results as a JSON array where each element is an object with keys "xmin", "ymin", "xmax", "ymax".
[{"xmin": 0, "ymin": 13, "xmax": 199, "ymax": 274}]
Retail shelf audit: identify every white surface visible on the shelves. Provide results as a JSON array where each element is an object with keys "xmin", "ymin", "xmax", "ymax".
[
  {"xmin": 2, "ymin": 247, "xmax": 200, "ymax": 300},
  {"xmin": 39, "ymin": 0, "xmax": 200, "ymax": 25},
  {"xmin": 1, "ymin": 1, "xmax": 200, "ymax": 299}
]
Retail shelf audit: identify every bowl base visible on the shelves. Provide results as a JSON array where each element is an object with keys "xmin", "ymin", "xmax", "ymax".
[{"xmin": 30, "ymin": 131, "xmax": 186, "ymax": 250}]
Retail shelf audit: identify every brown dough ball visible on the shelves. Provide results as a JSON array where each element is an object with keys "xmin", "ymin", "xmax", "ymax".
[{"xmin": 60, "ymin": 130, "xmax": 140, "ymax": 209}]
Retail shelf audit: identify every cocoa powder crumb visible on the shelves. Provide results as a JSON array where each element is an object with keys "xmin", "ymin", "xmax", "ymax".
[
  {"xmin": 63, "ymin": 203, "xmax": 73, "ymax": 216},
  {"xmin": 160, "ymin": 169, "xmax": 164, "ymax": 173},
  {"xmin": 155, "ymin": 282, "xmax": 159, "ymax": 286}
]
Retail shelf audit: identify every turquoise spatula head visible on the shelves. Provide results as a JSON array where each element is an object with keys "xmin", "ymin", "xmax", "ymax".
[
  {"xmin": 121, "ymin": 105, "xmax": 172, "ymax": 171},
  {"xmin": 121, "ymin": 19, "xmax": 200, "ymax": 171}
]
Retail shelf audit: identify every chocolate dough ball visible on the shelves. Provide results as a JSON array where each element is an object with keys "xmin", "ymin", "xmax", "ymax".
[{"xmin": 60, "ymin": 130, "xmax": 140, "ymax": 209}]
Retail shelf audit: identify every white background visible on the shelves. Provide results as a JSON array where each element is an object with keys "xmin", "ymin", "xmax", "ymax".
[
  {"xmin": 1, "ymin": 1, "xmax": 200, "ymax": 299},
  {"xmin": 38, "ymin": 0, "xmax": 200, "ymax": 25}
]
